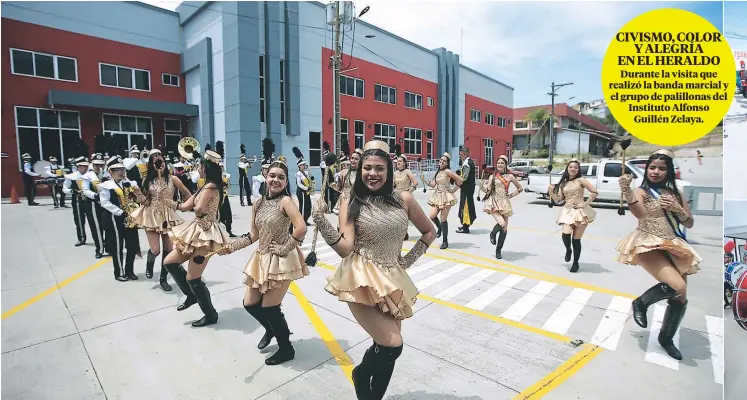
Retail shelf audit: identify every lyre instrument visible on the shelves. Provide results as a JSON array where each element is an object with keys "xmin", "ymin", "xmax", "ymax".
[
  {"xmin": 301, "ymin": 171, "xmax": 315, "ymax": 195},
  {"xmin": 178, "ymin": 137, "xmax": 201, "ymax": 160}
]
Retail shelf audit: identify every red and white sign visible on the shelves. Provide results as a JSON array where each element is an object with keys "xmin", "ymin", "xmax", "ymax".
[{"xmin": 735, "ymin": 50, "xmax": 747, "ymax": 70}]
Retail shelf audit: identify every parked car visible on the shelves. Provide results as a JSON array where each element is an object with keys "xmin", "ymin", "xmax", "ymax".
[
  {"xmin": 628, "ymin": 157, "xmax": 681, "ymax": 180},
  {"xmin": 508, "ymin": 160, "xmax": 548, "ymax": 176},
  {"xmin": 524, "ymin": 159, "xmax": 692, "ymax": 204}
]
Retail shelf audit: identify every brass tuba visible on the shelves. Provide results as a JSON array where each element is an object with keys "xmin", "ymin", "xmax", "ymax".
[{"xmin": 178, "ymin": 137, "xmax": 201, "ymax": 160}]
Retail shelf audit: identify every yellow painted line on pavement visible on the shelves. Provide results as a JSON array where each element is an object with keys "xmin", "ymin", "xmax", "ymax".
[
  {"xmin": 289, "ymin": 282, "xmax": 354, "ymax": 385},
  {"xmin": 2, "ymin": 258, "xmax": 111, "ymax": 320},
  {"xmin": 513, "ymin": 343, "xmax": 603, "ymax": 400}
]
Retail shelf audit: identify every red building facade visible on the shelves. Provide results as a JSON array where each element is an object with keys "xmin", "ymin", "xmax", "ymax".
[{"xmin": 463, "ymin": 93, "xmax": 514, "ymax": 169}]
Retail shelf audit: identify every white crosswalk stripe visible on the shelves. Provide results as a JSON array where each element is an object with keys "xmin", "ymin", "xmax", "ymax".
[{"xmin": 302, "ymin": 242, "xmax": 723, "ymax": 381}]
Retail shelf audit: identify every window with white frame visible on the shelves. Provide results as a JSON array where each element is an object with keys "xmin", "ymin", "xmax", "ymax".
[
  {"xmin": 374, "ymin": 84, "xmax": 396, "ymax": 105},
  {"xmin": 165, "ymin": 134, "xmax": 181, "ymax": 154},
  {"xmin": 427, "ymin": 96, "xmax": 434, "ymax": 107},
  {"xmin": 309, "ymin": 131, "xmax": 322, "ymax": 167},
  {"xmin": 340, "ymin": 75, "xmax": 364, "ymax": 98},
  {"xmin": 164, "ymin": 118, "xmax": 182, "ymax": 132},
  {"xmin": 483, "ymin": 138, "xmax": 494, "ymax": 166},
  {"xmin": 470, "ymin": 109, "xmax": 481, "ymax": 122},
  {"xmin": 11, "ymin": 48, "xmax": 77, "ymax": 82},
  {"xmin": 426, "ymin": 130, "xmax": 433, "ymax": 140},
  {"xmin": 100, "ymin": 63, "xmax": 150, "ymax": 91},
  {"xmin": 515, "ymin": 120, "xmax": 528, "ymax": 129},
  {"xmin": 374, "ymin": 123, "xmax": 396, "ymax": 149},
  {"xmin": 427, "ymin": 141, "xmax": 433, "ymax": 159},
  {"xmin": 354, "ymin": 120, "xmax": 365, "ymax": 150},
  {"xmin": 259, "ymin": 55, "xmax": 266, "ymax": 123},
  {"xmin": 403, "ymin": 127, "xmax": 422, "ymax": 155},
  {"xmin": 162, "ymin": 73, "xmax": 179, "ymax": 87},
  {"xmin": 14, "ymin": 106, "xmax": 81, "ymax": 167},
  {"xmin": 337, "ymin": 118, "xmax": 349, "ymax": 154},
  {"xmin": 102, "ymin": 114, "xmax": 153, "ymax": 150},
  {"xmin": 497, "ymin": 116, "xmax": 507, "ymax": 128},
  {"xmin": 280, "ymin": 60, "xmax": 286, "ymax": 124},
  {"xmin": 404, "ymin": 92, "xmax": 423, "ymax": 110},
  {"xmin": 485, "ymin": 113, "xmax": 495, "ymax": 125}
]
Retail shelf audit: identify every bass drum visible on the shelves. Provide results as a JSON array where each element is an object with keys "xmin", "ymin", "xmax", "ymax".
[{"xmin": 734, "ymin": 268, "xmax": 747, "ymax": 331}]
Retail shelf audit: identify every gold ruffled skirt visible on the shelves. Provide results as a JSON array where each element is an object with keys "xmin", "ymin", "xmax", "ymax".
[
  {"xmin": 325, "ymin": 253, "xmax": 418, "ymax": 320},
  {"xmin": 616, "ymin": 230, "xmax": 701, "ymax": 275},
  {"xmin": 483, "ymin": 196, "xmax": 513, "ymax": 217},
  {"xmin": 243, "ymin": 247, "xmax": 309, "ymax": 293},
  {"xmin": 130, "ymin": 204, "xmax": 183, "ymax": 233},
  {"xmin": 557, "ymin": 206, "xmax": 596, "ymax": 226},
  {"xmin": 169, "ymin": 220, "xmax": 229, "ymax": 256},
  {"xmin": 428, "ymin": 190, "xmax": 458, "ymax": 210}
]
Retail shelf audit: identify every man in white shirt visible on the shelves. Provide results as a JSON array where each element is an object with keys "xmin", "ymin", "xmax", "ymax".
[
  {"xmin": 237, "ymin": 153, "xmax": 253, "ymax": 206},
  {"xmin": 21, "ymin": 153, "xmax": 40, "ymax": 206},
  {"xmin": 123, "ymin": 146, "xmax": 142, "ymax": 186},
  {"xmin": 294, "ymin": 153, "xmax": 313, "ymax": 225},
  {"xmin": 43, "ymin": 156, "xmax": 67, "ymax": 208},
  {"xmin": 63, "ymin": 157, "xmax": 96, "ymax": 250},
  {"xmin": 77, "ymin": 159, "xmax": 104, "ymax": 258},
  {"xmin": 251, "ymin": 161, "xmax": 270, "ymax": 204}
]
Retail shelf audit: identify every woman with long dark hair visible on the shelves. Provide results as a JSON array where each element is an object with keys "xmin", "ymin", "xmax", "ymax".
[
  {"xmin": 129, "ymin": 149, "xmax": 192, "ymax": 291},
  {"xmin": 617, "ymin": 149, "xmax": 700, "ymax": 360},
  {"xmin": 482, "ymin": 155, "xmax": 523, "ymax": 259},
  {"xmin": 426, "ymin": 153, "xmax": 463, "ymax": 249},
  {"xmin": 548, "ymin": 159, "xmax": 597, "ymax": 272},
  {"xmin": 216, "ymin": 154, "xmax": 308, "ymax": 365},
  {"xmin": 312, "ymin": 140, "xmax": 436, "ymax": 399},
  {"xmin": 163, "ymin": 150, "xmax": 229, "ymax": 327}
]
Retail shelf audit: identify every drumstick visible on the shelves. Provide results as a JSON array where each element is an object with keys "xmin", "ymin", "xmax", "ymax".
[{"xmin": 617, "ymin": 139, "xmax": 632, "ymax": 216}]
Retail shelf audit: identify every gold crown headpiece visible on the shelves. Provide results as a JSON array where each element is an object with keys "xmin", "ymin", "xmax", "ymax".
[
  {"xmin": 441, "ymin": 152, "xmax": 451, "ymax": 160},
  {"xmin": 272, "ymin": 155, "xmax": 288, "ymax": 167},
  {"xmin": 363, "ymin": 140, "xmax": 390, "ymax": 154},
  {"xmin": 204, "ymin": 150, "xmax": 222, "ymax": 164},
  {"xmin": 498, "ymin": 155, "xmax": 509, "ymax": 162},
  {"xmin": 652, "ymin": 149, "xmax": 675, "ymax": 159}
]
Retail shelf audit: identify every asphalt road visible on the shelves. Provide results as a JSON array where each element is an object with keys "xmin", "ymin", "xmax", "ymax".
[
  {"xmin": 725, "ymin": 96, "xmax": 747, "ymax": 200},
  {"xmin": 1, "ymin": 188, "xmax": 724, "ymax": 400}
]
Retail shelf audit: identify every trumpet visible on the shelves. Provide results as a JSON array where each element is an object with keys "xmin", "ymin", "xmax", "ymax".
[{"xmin": 178, "ymin": 137, "xmax": 201, "ymax": 160}]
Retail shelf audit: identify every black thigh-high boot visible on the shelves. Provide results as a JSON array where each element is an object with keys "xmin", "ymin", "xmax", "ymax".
[
  {"xmin": 440, "ymin": 221, "xmax": 448, "ymax": 249},
  {"xmin": 370, "ymin": 343, "xmax": 404, "ymax": 399},
  {"xmin": 159, "ymin": 250, "xmax": 172, "ymax": 291},
  {"xmin": 570, "ymin": 238, "xmax": 581, "ymax": 273},
  {"xmin": 496, "ymin": 229, "xmax": 508, "ymax": 260},
  {"xmin": 244, "ymin": 302, "xmax": 274, "ymax": 349},
  {"xmin": 658, "ymin": 299, "xmax": 687, "ymax": 360},
  {"xmin": 490, "ymin": 223, "xmax": 503, "ymax": 245},
  {"xmin": 431, "ymin": 217, "xmax": 442, "ymax": 238},
  {"xmin": 145, "ymin": 250, "xmax": 157, "ymax": 279},
  {"xmin": 163, "ymin": 263, "xmax": 196, "ymax": 310},
  {"xmin": 187, "ymin": 277, "xmax": 219, "ymax": 327},
  {"xmin": 632, "ymin": 282, "xmax": 678, "ymax": 328},
  {"xmin": 562, "ymin": 233, "xmax": 572, "ymax": 262},
  {"xmin": 263, "ymin": 305, "xmax": 295, "ymax": 365},
  {"xmin": 352, "ymin": 343, "xmax": 377, "ymax": 399}
]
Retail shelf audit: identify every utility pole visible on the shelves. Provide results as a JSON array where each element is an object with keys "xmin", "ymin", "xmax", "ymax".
[
  {"xmin": 333, "ymin": 1, "xmax": 342, "ymax": 154},
  {"xmin": 547, "ymin": 81, "xmax": 573, "ymax": 166}
]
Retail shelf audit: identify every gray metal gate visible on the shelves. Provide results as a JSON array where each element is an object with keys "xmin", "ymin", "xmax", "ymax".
[{"xmin": 685, "ymin": 186, "xmax": 722, "ymax": 216}]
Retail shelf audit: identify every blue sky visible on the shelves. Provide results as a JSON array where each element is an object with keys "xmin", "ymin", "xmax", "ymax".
[
  {"xmin": 144, "ymin": 1, "xmax": 723, "ymax": 108},
  {"xmin": 725, "ymin": 0, "xmax": 747, "ymax": 51}
]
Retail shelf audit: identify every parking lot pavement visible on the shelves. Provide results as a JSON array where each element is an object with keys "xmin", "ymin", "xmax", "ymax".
[{"xmin": 1, "ymin": 189, "xmax": 723, "ymax": 399}]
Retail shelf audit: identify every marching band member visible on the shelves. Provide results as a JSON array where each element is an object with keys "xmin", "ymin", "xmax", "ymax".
[
  {"xmin": 164, "ymin": 149, "xmax": 229, "ymax": 327},
  {"xmin": 99, "ymin": 156, "xmax": 146, "ymax": 282},
  {"xmin": 393, "ymin": 148, "xmax": 418, "ymax": 241},
  {"xmin": 63, "ymin": 157, "xmax": 92, "ymax": 248},
  {"xmin": 549, "ymin": 159, "xmax": 597, "ymax": 273},
  {"xmin": 218, "ymin": 161, "xmax": 236, "ymax": 237},
  {"xmin": 617, "ymin": 149, "xmax": 700, "ymax": 361},
  {"xmin": 90, "ymin": 153, "xmax": 108, "ymax": 246},
  {"xmin": 81, "ymin": 155, "xmax": 106, "ymax": 259},
  {"xmin": 482, "ymin": 155, "xmax": 523, "ymax": 259},
  {"xmin": 216, "ymin": 152, "xmax": 308, "ymax": 365},
  {"xmin": 123, "ymin": 146, "xmax": 142, "ymax": 186},
  {"xmin": 456, "ymin": 147, "xmax": 477, "ymax": 234},
  {"xmin": 238, "ymin": 145, "xmax": 253, "ymax": 206},
  {"xmin": 321, "ymin": 142, "xmax": 339, "ymax": 213},
  {"xmin": 21, "ymin": 153, "xmax": 40, "ymax": 206},
  {"xmin": 129, "ymin": 149, "xmax": 192, "ymax": 291},
  {"xmin": 43, "ymin": 156, "xmax": 67, "ymax": 208},
  {"xmin": 337, "ymin": 147, "xmax": 362, "ymax": 208},
  {"xmin": 427, "ymin": 153, "xmax": 462, "ymax": 249},
  {"xmin": 252, "ymin": 158, "xmax": 271, "ymax": 204},
  {"xmin": 312, "ymin": 140, "xmax": 435, "ymax": 399},
  {"xmin": 293, "ymin": 147, "xmax": 313, "ymax": 225}
]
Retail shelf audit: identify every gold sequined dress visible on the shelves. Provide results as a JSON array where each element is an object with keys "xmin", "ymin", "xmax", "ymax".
[
  {"xmin": 482, "ymin": 174, "xmax": 513, "ymax": 217},
  {"xmin": 243, "ymin": 196, "xmax": 309, "ymax": 292},
  {"xmin": 325, "ymin": 193, "xmax": 418, "ymax": 320},
  {"xmin": 129, "ymin": 177, "xmax": 183, "ymax": 233},
  {"xmin": 169, "ymin": 186, "xmax": 230, "ymax": 255},
  {"xmin": 427, "ymin": 170, "xmax": 457, "ymax": 209},
  {"xmin": 553, "ymin": 179, "xmax": 596, "ymax": 225},
  {"xmin": 394, "ymin": 169, "xmax": 414, "ymax": 192},
  {"xmin": 339, "ymin": 170, "xmax": 356, "ymax": 203},
  {"xmin": 616, "ymin": 191, "xmax": 701, "ymax": 275}
]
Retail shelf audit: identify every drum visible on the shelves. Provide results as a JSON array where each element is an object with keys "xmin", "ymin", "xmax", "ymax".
[{"xmin": 733, "ymin": 269, "xmax": 747, "ymax": 331}]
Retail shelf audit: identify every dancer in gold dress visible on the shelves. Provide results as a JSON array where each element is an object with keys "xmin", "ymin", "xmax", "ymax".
[
  {"xmin": 337, "ymin": 147, "xmax": 362, "ymax": 206},
  {"xmin": 393, "ymin": 146, "xmax": 418, "ymax": 241},
  {"xmin": 617, "ymin": 149, "xmax": 699, "ymax": 361},
  {"xmin": 312, "ymin": 140, "xmax": 436, "ymax": 399},
  {"xmin": 548, "ymin": 159, "xmax": 597, "ymax": 272},
  {"xmin": 129, "ymin": 149, "xmax": 192, "ymax": 291},
  {"xmin": 427, "ymin": 152, "xmax": 463, "ymax": 249},
  {"xmin": 216, "ymin": 152, "xmax": 308, "ymax": 365},
  {"xmin": 481, "ymin": 155, "xmax": 523, "ymax": 259},
  {"xmin": 163, "ymin": 150, "xmax": 229, "ymax": 327}
]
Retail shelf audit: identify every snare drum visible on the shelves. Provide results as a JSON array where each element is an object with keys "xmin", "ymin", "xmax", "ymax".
[{"xmin": 733, "ymin": 269, "xmax": 747, "ymax": 331}]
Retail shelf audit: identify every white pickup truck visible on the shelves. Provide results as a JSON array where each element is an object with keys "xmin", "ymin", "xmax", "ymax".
[{"xmin": 524, "ymin": 159, "xmax": 692, "ymax": 203}]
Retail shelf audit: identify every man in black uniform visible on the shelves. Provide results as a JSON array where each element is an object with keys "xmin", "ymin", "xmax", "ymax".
[
  {"xmin": 457, "ymin": 146, "xmax": 477, "ymax": 234},
  {"xmin": 21, "ymin": 153, "xmax": 40, "ymax": 206},
  {"xmin": 237, "ymin": 145, "xmax": 253, "ymax": 206}
]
